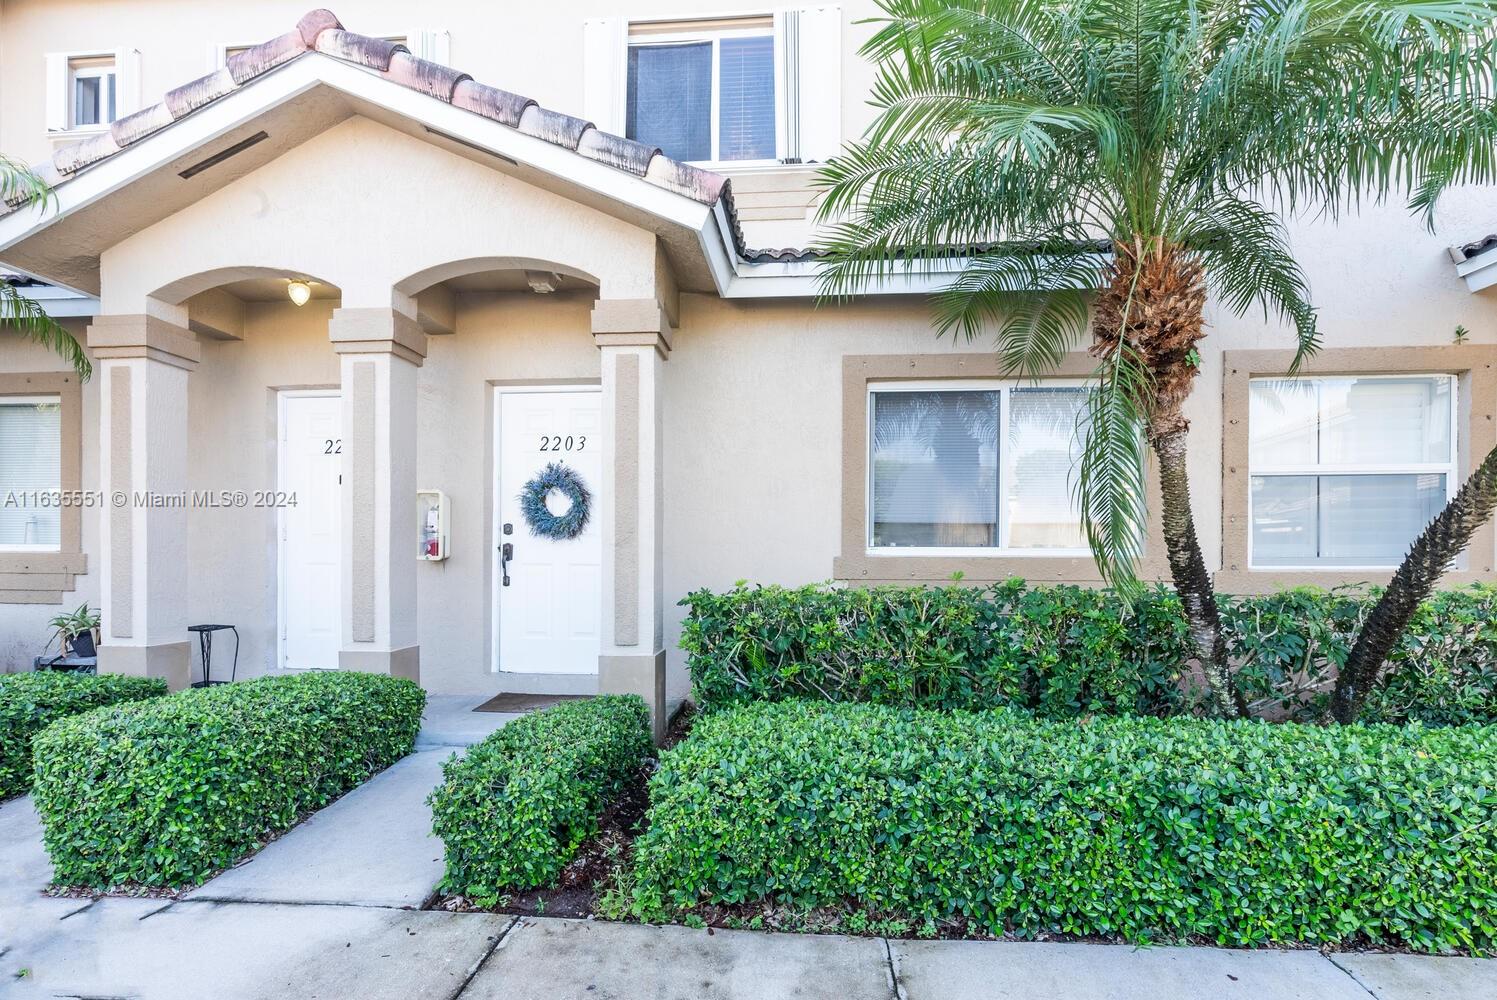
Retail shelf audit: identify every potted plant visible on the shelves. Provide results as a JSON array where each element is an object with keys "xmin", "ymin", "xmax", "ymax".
[{"xmin": 48, "ymin": 603, "xmax": 100, "ymax": 658}]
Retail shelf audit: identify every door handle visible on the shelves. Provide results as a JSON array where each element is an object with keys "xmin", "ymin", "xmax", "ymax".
[{"xmin": 500, "ymin": 542, "xmax": 513, "ymax": 587}]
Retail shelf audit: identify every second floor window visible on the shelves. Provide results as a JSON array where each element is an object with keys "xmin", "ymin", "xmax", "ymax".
[
  {"xmin": 70, "ymin": 57, "xmax": 117, "ymax": 128},
  {"xmin": 626, "ymin": 20, "xmax": 776, "ymax": 164}
]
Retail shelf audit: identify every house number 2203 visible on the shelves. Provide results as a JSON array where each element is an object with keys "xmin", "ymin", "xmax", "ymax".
[{"xmin": 539, "ymin": 435, "xmax": 586, "ymax": 452}]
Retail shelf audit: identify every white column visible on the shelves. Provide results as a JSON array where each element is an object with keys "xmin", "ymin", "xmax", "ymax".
[
  {"xmin": 329, "ymin": 306, "xmax": 426, "ymax": 681},
  {"xmin": 87, "ymin": 313, "xmax": 200, "ymax": 690},
  {"xmin": 593, "ymin": 298, "xmax": 670, "ymax": 742}
]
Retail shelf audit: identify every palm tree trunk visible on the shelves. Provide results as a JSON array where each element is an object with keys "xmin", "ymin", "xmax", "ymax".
[
  {"xmin": 1093, "ymin": 243, "xmax": 1242, "ymax": 718},
  {"xmin": 1330, "ymin": 442, "xmax": 1497, "ymax": 724},
  {"xmin": 1152, "ymin": 427, "xmax": 1246, "ymax": 718}
]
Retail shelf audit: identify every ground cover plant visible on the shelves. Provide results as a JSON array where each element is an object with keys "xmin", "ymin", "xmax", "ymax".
[
  {"xmin": 31, "ymin": 671, "xmax": 424, "ymax": 888},
  {"xmin": 0, "ymin": 672, "xmax": 166, "ymax": 799},
  {"xmin": 614, "ymin": 700, "xmax": 1497, "ymax": 953}
]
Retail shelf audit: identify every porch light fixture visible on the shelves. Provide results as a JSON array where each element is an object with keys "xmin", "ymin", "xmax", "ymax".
[
  {"xmin": 286, "ymin": 279, "xmax": 314, "ymax": 307},
  {"xmin": 524, "ymin": 270, "xmax": 563, "ymax": 294}
]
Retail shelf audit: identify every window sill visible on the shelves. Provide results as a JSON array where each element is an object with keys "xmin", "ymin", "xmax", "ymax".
[
  {"xmin": 1215, "ymin": 566, "xmax": 1496, "ymax": 595},
  {"xmin": 833, "ymin": 551, "xmax": 1170, "ymax": 586}
]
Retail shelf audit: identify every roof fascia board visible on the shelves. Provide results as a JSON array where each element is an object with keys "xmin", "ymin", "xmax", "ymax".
[
  {"xmin": 11, "ymin": 285, "xmax": 100, "ymax": 316},
  {"xmin": 0, "ymin": 62, "xmax": 326, "ymax": 257},
  {"xmin": 1455, "ymin": 244, "xmax": 1497, "ymax": 292},
  {"xmin": 310, "ymin": 57, "xmax": 712, "ymax": 233},
  {"xmin": 0, "ymin": 54, "xmax": 719, "ymax": 274},
  {"xmin": 718, "ymin": 246, "xmax": 1111, "ymax": 298}
]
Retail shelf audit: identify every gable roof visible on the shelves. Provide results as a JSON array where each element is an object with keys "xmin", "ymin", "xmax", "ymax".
[
  {"xmin": 5, "ymin": 10, "xmax": 730, "ymax": 214},
  {"xmin": 0, "ymin": 9, "xmax": 983, "ymax": 299},
  {"xmin": 0, "ymin": 8, "xmax": 839, "ymax": 267}
]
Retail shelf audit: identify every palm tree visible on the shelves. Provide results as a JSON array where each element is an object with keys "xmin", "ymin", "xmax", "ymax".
[
  {"xmin": 1331, "ymin": 448, "xmax": 1497, "ymax": 722},
  {"xmin": 815, "ymin": 0, "xmax": 1497, "ymax": 718},
  {"xmin": 1, "ymin": 154, "xmax": 90, "ymax": 379}
]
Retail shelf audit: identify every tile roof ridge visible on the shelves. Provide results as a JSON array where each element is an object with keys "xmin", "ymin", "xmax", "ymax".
[{"xmin": 4, "ymin": 8, "xmax": 758, "ymax": 245}]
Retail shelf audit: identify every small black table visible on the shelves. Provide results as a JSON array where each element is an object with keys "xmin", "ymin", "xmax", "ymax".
[{"xmin": 189, "ymin": 624, "xmax": 239, "ymax": 688}]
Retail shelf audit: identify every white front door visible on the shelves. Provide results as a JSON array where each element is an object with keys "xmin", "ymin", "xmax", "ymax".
[
  {"xmin": 494, "ymin": 386, "xmax": 602, "ymax": 674},
  {"xmin": 278, "ymin": 391, "xmax": 342, "ymax": 670}
]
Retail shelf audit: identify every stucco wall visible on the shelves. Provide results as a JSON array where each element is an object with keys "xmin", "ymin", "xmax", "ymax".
[{"xmin": 5, "ymin": 105, "xmax": 1497, "ymax": 705}]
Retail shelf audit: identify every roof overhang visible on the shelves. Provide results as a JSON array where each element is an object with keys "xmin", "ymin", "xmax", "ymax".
[
  {"xmin": 1450, "ymin": 237, "xmax": 1497, "ymax": 293},
  {"xmin": 0, "ymin": 53, "xmax": 736, "ymax": 297},
  {"xmin": 0, "ymin": 34, "xmax": 1032, "ymax": 303}
]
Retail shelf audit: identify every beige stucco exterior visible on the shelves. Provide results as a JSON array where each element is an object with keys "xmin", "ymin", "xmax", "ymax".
[{"xmin": 2, "ymin": 5, "xmax": 1497, "ymax": 725}]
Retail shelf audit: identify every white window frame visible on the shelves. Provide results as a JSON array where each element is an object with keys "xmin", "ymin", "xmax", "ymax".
[
  {"xmin": 865, "ymin": 379, "xmax": 1093, "ymax": 559},
  {"xmin": 0, "ymin": 394, "xmax": 64, "ymax": 553},
  {"xmin": 626, "ymin": 23, "xmax": 780, "ymax": 167},
  {"xmin": 1246, "ymin": 372, "xmax": 1460, "ymax": 572},
  {"xmin": 69, "ymin": 59, "xmax": 116, "ymax": 130}
]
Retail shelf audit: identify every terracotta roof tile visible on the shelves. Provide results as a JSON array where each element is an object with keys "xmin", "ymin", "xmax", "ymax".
[
  {"xmin": 451, "ymin": 79, "xmax": 534, "ymax": 128},
  {"xmin": 2, "ymin": 10, "xmax": 818, "ymax": 263},
  {"xmin": 225, "ymin": 30, "xmax": 308, "ymax": 85},
  {"xmin": 578, "ymin": 130, "xmax": 658, "ymax": 176},
  {"xmin": 382, "ymin": 50, "xmax": 470, "ymax": 101},
  {"xmin": 315, "ymin": 29, "xmax": 404, "ymax": 72},
  {"xmin": 1451, "ymin": 234, "xmax": 1497, "ymax": 263},
  {"xmin": 296, "ymin": 8, "xmax": 341, "ymax": 46},
  {"xmin": 163, "ymin": 68, "xmax": 239, "ymax": 119}
]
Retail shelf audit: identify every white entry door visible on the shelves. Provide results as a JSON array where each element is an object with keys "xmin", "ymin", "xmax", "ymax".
[
  {"xmin": 279, "ymin": 391, "xmax": 342, "ymax": 670},
  {"xmin": 494, "ymin": 386, "xmax": 602, "ymax": 674}
]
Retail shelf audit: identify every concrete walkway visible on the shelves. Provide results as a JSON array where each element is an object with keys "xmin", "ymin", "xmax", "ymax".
[
  {"xmin": 185, "ymin": 749, "xmax": 452, "ymax": 908},
  {"xmin": 2, "ymin": 693, "xmax": 1495, "ymax": 999}
]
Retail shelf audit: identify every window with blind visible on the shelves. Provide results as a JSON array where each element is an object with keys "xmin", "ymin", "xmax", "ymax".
[
  {"xmin": 0, "ymin": 396, "xmax": 62, "ymax": 550},
  {"xmin": 869, "ymin": 384, "xmax": 1090, "ymax": 552},
  {"xmin": 625, "ymin": 21, "xmax": 777, "ymax": 164},
  {"xmin": 1248, "ymin": 375, "xmax": 1456, "ymax": 567}
]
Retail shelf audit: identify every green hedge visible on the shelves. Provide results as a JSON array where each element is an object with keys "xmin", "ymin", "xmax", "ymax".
[
  {"xmin": 32, "ymin": 671, "xmax": 425, "ymax": 888},
  {"xmin": 681, "ymin": 581, "xmax": 1497, "ymax": 724},
  {"xmin": 623, "ymin": 701, "xmax": 1497, "ymax": 952},
  {"xmin": 0, "ymin": 673, "xmax": 167, "ymax": 800},
  {"xmin": 430, "ymin": 695, "xmax": 652, "ymax": 904}
]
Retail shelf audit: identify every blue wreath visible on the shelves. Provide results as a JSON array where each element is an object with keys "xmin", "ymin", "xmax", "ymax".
[{"xmin": 519, "ymin": 462, "xmax": 592, "ymax": 540}]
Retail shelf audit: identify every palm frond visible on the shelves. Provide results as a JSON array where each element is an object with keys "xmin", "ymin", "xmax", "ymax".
[
  {"xmin": 1076, "ymin": 347, "xmax": 1153, "ymax": 596},
  {"xmin": 1, "ymin": 284, "xmax": 91, "ymax": 381}
]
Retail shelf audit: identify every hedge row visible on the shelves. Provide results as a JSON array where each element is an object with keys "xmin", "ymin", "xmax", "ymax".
[
  {"xmin": 0, "ymin": 673, "xmax": 167, "ymax": 800},
  {"xmin": 430, "ymin": 695, "xmax": 653, "ymax": 905},
  {"xmin": 680, "ymin": 581, "xmax": 1497, "ymax": 724},
  {"xmin": 622, "ymin": 701, "xmax": 1497, "ymax": 952},
  {"xmin": 32, "ymin": 671, "xmax": 425, "ymax": 887}
]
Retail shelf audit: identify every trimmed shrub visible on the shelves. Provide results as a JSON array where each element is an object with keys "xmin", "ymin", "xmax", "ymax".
[
  {"xmin": 681, "ymin": 580, "xmax": 1190, "ymax": 718},
  {"xmin": 430, "ymin": 695, "xmax": 652, "ymax": 903},
  {"xmin": 682, "ymin": 581, "xmax": 1497, "ymax": 724},
  {"xmin": 0, "ymin": 672, "xmax": 166, "ymax": 800},
  {"xmin": 625, "ymin": 701, "xmax": 1497, "ymax": 952},
  {"xmin": 31, "ymin": 671, "xmax": 425, "ymax": 887}
]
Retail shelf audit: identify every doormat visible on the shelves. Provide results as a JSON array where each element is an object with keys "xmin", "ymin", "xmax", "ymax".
[{"xmin": 473, "ymin": 693, "xmax": 591, "ymax": 714}]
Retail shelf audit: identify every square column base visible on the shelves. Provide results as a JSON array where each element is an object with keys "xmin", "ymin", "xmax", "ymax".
[
  {"xmin": 338, "ymin": 645, "xmax": 421, "ymax": 683},
  {"xmin": 99, "ymin": 641, "xmax": 192, "ymax": 691},
  {"xmin": 600, "ymin": 650, "xmax": 667, "ymax": 744}
]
